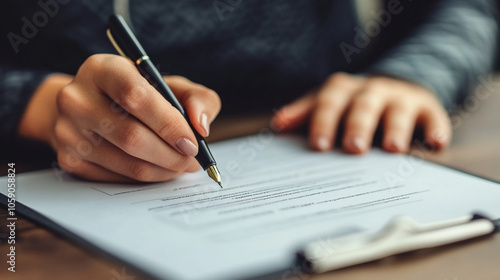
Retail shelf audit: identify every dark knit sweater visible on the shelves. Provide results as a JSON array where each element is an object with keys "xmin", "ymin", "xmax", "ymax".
[{"xmin": 0, "ymin": 0, "xmax": 498, "ymax": 142}]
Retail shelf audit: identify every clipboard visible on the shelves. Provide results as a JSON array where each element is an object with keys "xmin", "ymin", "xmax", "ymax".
[
  {"xmin": 2, "ymin": 196, "xmax": 499, "ymax": 279},
  {"xmin": 1, "ymin": 135, "xmax": 500, "ymax": 280}
]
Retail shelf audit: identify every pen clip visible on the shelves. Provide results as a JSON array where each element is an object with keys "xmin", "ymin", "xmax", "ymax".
[{"xmin": 106, "ymin": 28, "xmax": 129, "ymax": 60}]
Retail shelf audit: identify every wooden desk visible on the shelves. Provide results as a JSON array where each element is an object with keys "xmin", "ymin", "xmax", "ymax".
[{"xmin": 1, "ymin": 75, "xmax": 500, "ymax": 280}]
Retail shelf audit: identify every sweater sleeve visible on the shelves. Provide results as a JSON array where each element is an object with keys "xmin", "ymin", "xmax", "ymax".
[
  {"xmin": 0, "ymin": 66, "xmax": 52, "ymax": 139},
  {"xmin": 367, "ymin": 0, "xmax": 498, "ymax": 109}
]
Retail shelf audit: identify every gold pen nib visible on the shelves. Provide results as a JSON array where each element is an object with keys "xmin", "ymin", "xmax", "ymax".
[{"xmin": 206, "ymin": 165, "xmax": 223, "ymax": 188}]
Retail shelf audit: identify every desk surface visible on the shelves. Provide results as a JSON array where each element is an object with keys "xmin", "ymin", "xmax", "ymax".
[{"xmin": 1, "ymin": 75, "xmax": 500, "ymax": 280}]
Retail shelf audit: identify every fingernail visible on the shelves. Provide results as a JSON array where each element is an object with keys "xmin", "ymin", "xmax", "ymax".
[
  {"xmin": 391, "ymin": 137, "xmax": 406, "ymax": 152},
  {"xmin": 317, "ymin": 136, "xmax": 330, "ymax": 151},
  {"xmin": 200, "ymin": 113, "xmax": 210, "ymax": 137},
  {"xmin": 432, "ymin": 130, "xmax": 448, "ymax": 148},
  {"xmin": 271, "ymin": 108, "xmax": 286, "ymax": 132},
  {"xmin": 271, "ymin": 118, "xmax": 284, "ymax": 132},
  {"xmin": 352, "ymin": 137, "xmax": 367, "ymax": 152},
  {"xmin": 176, "ymin": 138, "xmax": 198, "ymax": 157}
]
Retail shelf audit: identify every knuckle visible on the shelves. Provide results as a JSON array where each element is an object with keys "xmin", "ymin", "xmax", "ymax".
[
  {"xmin": 57, "ymin": 84, "xmax": 92, "ymax": 117},
  {"xmin": 352, "ymin": 97, "xmax": 376, "ymax": 112},
  {"xmin": 171, "ymin": 156, "xmax": 191, "ymax": 172},
  {"xmin": 317, "ymin": 95, "xmax": 342, "ymax": 111},
  {"xmin": 158, "ymin": 116, "xmax": 184, "ymax": 140},
  {"xmin": 387, "ymin": 120, "xmax": 405, "ymax": 132},
  {"xmin": 118, "ymin": 84, "xmax": 148, "ymax": 112},
  {"xmin": 53, "ymin": 120, "xmax": 68, "ymax": 143},
  {"xmin": 391, "ymin": 100, "xmax": 413, "ymax": 113},
  {"xmin": 82, "ymin": 54, "xmax": 129, "ymax": 76},
  {"xmin": 56, "ymin": 85, "xmax": 77, "ymax": 115},
  {"xmin": 346, "ymin": 113, "xmax": 370, "ymax": 131},
  {"xmin": 400, "ymin": 103, "xmax": 415, "ymax": 114},
  {"xmin": 365, "ymin": 79, "xmax": 385, "ymax": 90},
  {"xmin": 346, "ymin": 119, "xmax": 366, "ymax": 131},
  {"xmin": 327, "ymin": 72, "xmax": 351, "ymax": 84},
  {"xmin": 128, "ymin": 161, "xmax": 153, "ymax": 182},
  {"xmin": 57, "ymin": 150, "xmax": 81, "ymax": 171},
  {"xmin": 119, "ymin": 125, "xmax": 145, "ymax": 153},
  {"xmin": 167, "ymin": 75, "xmax": 190, "ymax": 83},
  {"xmin": 185, "ymin": 160, "xmax": 201, "ymax": 173},
  {"xmin": 84, "ymin": 54, "xmax": 101, "ymax": 66},
  {"xmin": 82, "ymin": 54, "xmax": 105, "ymax": 71},
  {"xmin": 165, "ymin": 160, "xmax": 183, "ymax": 172}
]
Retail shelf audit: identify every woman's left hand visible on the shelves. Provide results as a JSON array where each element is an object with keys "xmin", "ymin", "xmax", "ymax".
[{"xmin": 272, "ymin": 73, "xmax": 451, "ymax": 154}]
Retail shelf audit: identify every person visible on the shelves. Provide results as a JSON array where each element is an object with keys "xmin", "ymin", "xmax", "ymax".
[{"xmin": 0, "ymin": 0, "xmax": 497, "ymax": 182}]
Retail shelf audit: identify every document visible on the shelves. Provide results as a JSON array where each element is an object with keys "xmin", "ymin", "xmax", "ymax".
[{"xmin": 1, "ymin": 135, "xmax": 500, "ymax": 279}]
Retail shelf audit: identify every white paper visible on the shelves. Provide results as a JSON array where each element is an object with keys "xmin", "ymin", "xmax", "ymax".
[{"xmin": 2, "ymin": 135, "xmax": 500, "ymax": 279}]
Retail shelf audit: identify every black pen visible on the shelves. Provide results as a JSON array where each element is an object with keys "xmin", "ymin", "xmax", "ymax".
[{"xmin": 106, "ymin": 15, "xmax": 222, "ymax": 188}]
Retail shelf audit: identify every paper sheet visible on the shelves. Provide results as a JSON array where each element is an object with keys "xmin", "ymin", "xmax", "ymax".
[{"xmin": 2, "ymin": 135, "xmax": 500, "ymax": 279}]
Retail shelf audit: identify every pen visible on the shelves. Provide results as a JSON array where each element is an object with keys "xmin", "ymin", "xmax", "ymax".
[{"xmin": 106, "ymin": 15, "xmax": 222, "ymax": 188}]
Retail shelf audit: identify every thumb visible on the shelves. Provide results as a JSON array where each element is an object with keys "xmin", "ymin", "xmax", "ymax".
[
  {"xmin": 271, "ymin": 91, "xmax": 316, "ymax": 132},
  {"xmin": 164, "ymin": 76, "xmax": 221, "ymax": 137}
]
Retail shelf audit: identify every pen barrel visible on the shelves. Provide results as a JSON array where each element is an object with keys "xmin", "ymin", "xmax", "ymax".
[
  {"xmin": 138, "ymin": 61, "xmax": 184, "ymax": 112},
  {"xmin": 194, "ymin": 138, "xmax": 217, "ymax": 170},
  {"xmin": 138, "ymin": 61, "xmax": 217, "ymax": 170}
]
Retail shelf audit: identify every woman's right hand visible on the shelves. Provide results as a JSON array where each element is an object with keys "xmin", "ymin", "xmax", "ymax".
[{"xmin": 26, "ymin": 54, "xmax": 221, "ymax": 182}]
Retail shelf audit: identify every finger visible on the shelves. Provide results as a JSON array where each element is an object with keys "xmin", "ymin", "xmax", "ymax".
[
  {"xmin": 185, "ymin": 160, "xmax": 201, "ymax": 173},
  {"xmin": 58, "ymin": 83, "xmax": 197, "ymax": 172},
  {"xmin": 79, "ymin": 136, "xmax": 192, "ymax": 182},
  {"xmin": 84, "ymin": 54, "xmax": 199, "ymax": 157},
  {"xmin": 55, "ymin": 104, "xmax": 196, "ymax": 182},
  {"xmin": 55, "ymin": 121, "xmax": 133, "ymax": 182},
  {"xmin": 419, "ymin": 105, "xmax": 451, "ymax": 150},
  {"xmin": 58, "ymin": 153, "xmax": 133, "ymax": 183},
  {"xmin": 89, "ymin": 129, "xmax": 201, "ymax": 175},
  {"xmin": 271, "ymin": 92, "xmax": 316, "ymax": 132},
  {"xmin": 165, "ymin": 76, "xmax": 221, "ymax": 137},
  {"xmin": 309, "ymin": 74, "xmax": 362, "ymax": 151},
  {"xmin": 342, "ymin": 89, "xmax": 387, "ymax": 154},
  {"xmin": 382, "ymin": 103, "xmax": 418, "ymax": 153},
  {"xmin": 59, "ymin": 128, "xmax": 199, "ymax": 182}
]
